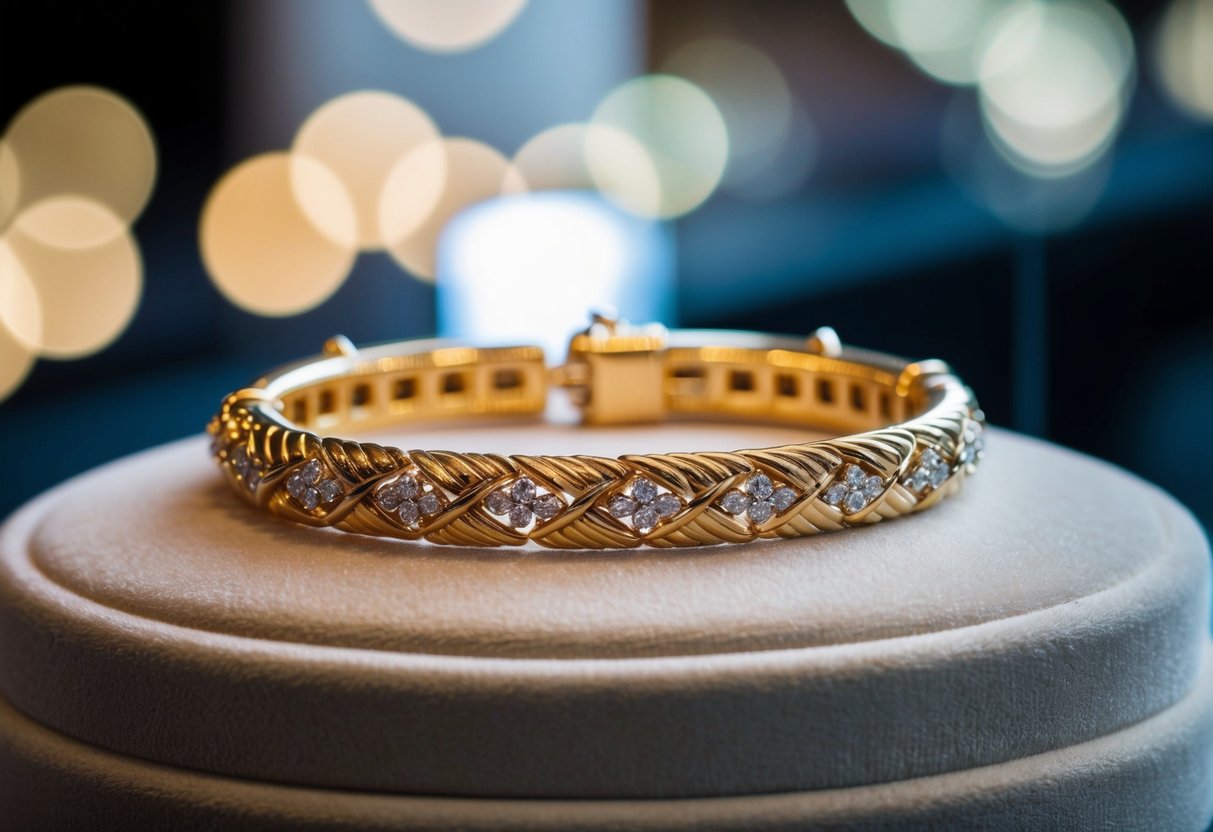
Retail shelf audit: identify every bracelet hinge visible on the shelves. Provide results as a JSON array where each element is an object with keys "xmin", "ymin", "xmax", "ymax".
[{"xmin": 554, "ymin": 314, "xmax": 669, "ymax": 425}]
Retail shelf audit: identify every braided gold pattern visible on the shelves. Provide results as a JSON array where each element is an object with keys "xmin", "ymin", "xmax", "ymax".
[{"xmin": 207, "ymin": 329, "xmax": 983, "ymax": 550}]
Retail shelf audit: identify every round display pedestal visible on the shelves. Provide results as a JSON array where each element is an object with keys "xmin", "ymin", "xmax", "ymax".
[{"xmin": 1, "ymin": 424, "xmax": 1210, "ymax": 830}]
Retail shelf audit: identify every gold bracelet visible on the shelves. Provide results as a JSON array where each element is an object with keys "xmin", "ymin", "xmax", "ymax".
[{"xmin": 208, "ymin": 314, "xmax": 985, "ymax": 549}]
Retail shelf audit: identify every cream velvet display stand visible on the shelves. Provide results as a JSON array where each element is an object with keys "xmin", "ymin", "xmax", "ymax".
[{"xmin": 0, "ymin": 423, "xmax": 1210, "ymax": 830}]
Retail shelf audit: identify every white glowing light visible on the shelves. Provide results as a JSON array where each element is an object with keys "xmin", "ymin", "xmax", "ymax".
[
  {"xmin": 2, "ymin": 85, "xmax": 156, "ymax": 227},
  {"xmin": 977, "ymin": 0, "xmax": 1134, "ymax": 176},
  {"xmin": 939, "ymin": 92, "xmax": 1110, "ymax": 232},
  {"xmin": 1155, "ymin": 0, "xmax": 1213, "ymax": 121},
  {"xmin": 200, "ymin": 153, "xmax": 358, "ymax": 316},
  {"xmin": 437, "ymin": 192, "xmax": 674, "ymax": 360},
  {"xmin": 380, "ymin": 137, "xmax": 526, "ymax": 282},
  {"xmin": 891, "ymin": 0, "xmax": 1011, "ymax": 84},
  {"xmin": 368, "ymin": 0, "xmax": 527, "ymax": 53},
  {"xmin": 292, "ymin": 90, "xmax": 440, "ymax": 248},
  {"xmin": 588, "ymin": 75, "xmax": 729, "ymax": 219},
  {"xmin": 845, "ymin": 0, "xmax": 902, "ymax": 47}
]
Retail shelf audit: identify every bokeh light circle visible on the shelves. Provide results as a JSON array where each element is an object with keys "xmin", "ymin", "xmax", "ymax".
[
  {"xmin": 511, "ymin": 122, "xmax": 663, "ymax": 214},
  {"xmin": 976, "ymin": 0, "xmax": 1134, "ymax": 176},
  {"xmin": 0, "ymin": 315, "xmax": 35, "ymax": 402},
  {"xmin": 939, "ymin": 91, "xmax": 1110, "ymax": 233},
  {"xmin": 512, "ymin": 123, "xmax": 600, "ymax": 192},
  {"xmin": 14, "ymin": 195, "xmax": 131, "ymax": 250},
  {"xmin": 661, "ymin": 38, "xmax": 799, "ymax": 193},
  {"xmin": 1154, "ymin": 0, "xmax": 1213, "ymax": 121},
  {"xmin": 368, "ymin": 0, "xmax": 527, "ymax": 52},
  {"xmin": 844, "ymin": 0, "xmax": 902, "ymax": 47},
  {"xmin": 0, "ymin": 141, "xmax": 19, "ymax": 232},
  {"xmin": 0, "ymin": 200, "xmax": 142, "ymax": 359},
  {"xmin": 292, "ymin": 90, "xmax": 440, "ymax": 248},
  {"xmin": 891, "ymin": 0, "xmax": 1011, "ymax": 85},
  {"xmin": 587, "ymin": 74, "xmax": 729, "ymax": 219},
  {"xmin": 200, "ymin": 153, "xmax": 358, "ymax": 316},
  {"xmin": 380, "ymin": 137, "xmax": 526, "ymax": 281},
  {"xmin": 3, "ymin": 85, "xmax": 156, "ymax": 226}
]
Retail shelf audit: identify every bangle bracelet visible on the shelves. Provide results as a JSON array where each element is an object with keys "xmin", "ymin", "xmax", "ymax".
[{"xmin": 208, "ymin": 314, "xmax": 985, "ymax": 549}]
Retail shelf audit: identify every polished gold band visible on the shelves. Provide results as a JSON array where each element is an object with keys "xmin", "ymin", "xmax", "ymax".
[{"xmin": 208, "ymin": 315, "xmax": 984, "ymax": 549}]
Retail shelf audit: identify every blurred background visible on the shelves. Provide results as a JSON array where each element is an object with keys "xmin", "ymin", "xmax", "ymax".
[{"xmin": 1, "ymin": 0, "xmax": 1211, "ymax": 533}]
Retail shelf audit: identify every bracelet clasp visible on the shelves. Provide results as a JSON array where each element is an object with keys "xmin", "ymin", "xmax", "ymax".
[{"xmin": 553, "ymin": 312, "xmax": 669, "ymax": 425}]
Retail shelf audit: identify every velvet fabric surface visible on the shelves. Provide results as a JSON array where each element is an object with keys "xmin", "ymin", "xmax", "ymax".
[{"xmin": 0, "ymin": 425, "xmax": 1209, "ymax": 829}]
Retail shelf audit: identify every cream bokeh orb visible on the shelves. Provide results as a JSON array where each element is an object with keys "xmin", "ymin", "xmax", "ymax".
[
  {"xmin": 200, "ymin": 153, "xmax": 358, "ymax": 316},
  {"xmin": 292, "ymin": 91, "xmax": 440, "ymax": 248}
]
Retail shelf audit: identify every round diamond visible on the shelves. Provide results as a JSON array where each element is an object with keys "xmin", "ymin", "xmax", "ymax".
[
  {"xmin": 929, "ymin": 464, "xmax": 950, "ymax": 488},
  {"xmin": 720, "ymin": 490, "xmax": 751, "ymax": 516},
  {"xmin": 844, "ymin": 465, "xmax": 865, "ymax": 488},
  {"xmin": 862, "ymin": 475, "xmax": 883, "ymax": 498},
  {"xmin": 920, "ymin": 448, "xmax": 942, "ymax": 468},
  {"xmin": 508, "ymin": 504, "xmax": 532, "ymax": 528},
  {"xmin": 770, "ymin": 487, "xmax": 796, "ymax": 512},
  {"xmin": 231, "ymin": 447, "xmax": 250, "ymax": 476},
  {"xmin": 747, "ymin": 500, "xmax": 773, "ymax": 524},
  {"xmin": 286, "ymin": 473, "xmax": 307, "ymax": 499},
  {"xmin": 318, "ymin": 479, "xmax": 343, "ymax": 504},
  {"xmin": 486, "ymin": 490, "xmax": 513, "ymax": 515},
  {"xmin": 532, "ymin": 493, "xmax": 563, "ymax": 520},
  {"xmin": 398, "ymin": 500, "xmax": 420, "ymax": 525},
  {"xmin": 653, "ymin": 493, "xmax": 681, "ymax": 518},
  {"xmin": 397, "ymin": 476, "xmax": 420, "ymax": 500},
  {"xmin": 907, "ymin": 469, "xmax": 930, "ymax": 492},
  {"xmin": 631, "ymin": 478, "xmax": 658, "ymax": 504},
  {"xmin": 511, "ymin": 478, "xmax": 536, "ymax": 505},
  {"xmin": 632, "ymin": 506, "xmax": 659, "ymax": 532},
  {"xmin": 377, "ymin": 483, "xmax": 406, "ymax": 510},
  {"xmin": 300, "ymin": 459, "xmax": 323, "ymax": 485},
  {"xmin": 609, "ymin": 495, "xmax": 638, "ymax": 518},
  {"xmin": 843, "ymin": 490, "xmax": 867, "ymax": 514},
  {"xmin": 822, "ymin": 483, "xmax": 848, "ymax": 506},
  {"xmin": 417, "ymin": 492, "xmax": 441, "ymax": 515},
  {"xmin": 245, "ymin": 470, "xmax": 262, "ymax": 491},
  {"xmin": 746, "ymin": 473, "xmax": 773, "ymax": 500},
  {"xmin": 300, "ymin": 487, "xmax": 321, "ymax": 511}
]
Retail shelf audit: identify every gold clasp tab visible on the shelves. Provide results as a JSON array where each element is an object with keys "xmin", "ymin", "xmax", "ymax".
[{"xmin": 554, "ymin": 312, "xmax": 669, "ymax": 425}]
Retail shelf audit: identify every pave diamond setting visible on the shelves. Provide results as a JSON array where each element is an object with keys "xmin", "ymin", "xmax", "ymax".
[
  {"xmin": 718, "ymin": 472, "xmax": 798, "ymax": 527},
  {"xmin": 375, "ymin": 471, "xmax": 444, "ymax": 528},
  {"xmin": 485, "ymin": 476, "xmax": 565, "ymax": 530},
  {"xmin": 902, "ymin": 447, "xmax": 951, "ymax": 496},
  {"xmin": 605, "ymin": 477, "xmax": 682, "ymax": 534},
  {"xmin": 228, "ymin": 445, "xmax": 263, "ymax": 492},
  {"xmin": 959, "ymin": 417, "xmax": 986, "ymax": 468},
  {"xmin": 821, "ymin": 463, "xmax": 885, "ymax": 515},
  {"xmin": 285, "ymin": 458, "xmax": 344, "ymax": 512}
]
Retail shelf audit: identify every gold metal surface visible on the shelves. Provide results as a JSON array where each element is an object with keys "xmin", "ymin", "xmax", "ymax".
[{"xmin": 208, "ymin": 315, "xmax": 984, "ymax": 549}]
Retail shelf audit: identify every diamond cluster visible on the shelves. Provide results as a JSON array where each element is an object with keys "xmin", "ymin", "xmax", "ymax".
[
  {"xmin": 228, "ymin": 446, "xmax": 262, "ymax": 492},
  {"xmin": 607, "ymin": 477, "xmax": 682, "ymax": 533},
  {"xmin": 285, "ymin": 459, "xmax": 344, "ymax": 511},
  {"xmin": 959, "ymin": 419, "xmax": 985, "ymax": 467},
  {"xmin": 822, "ymin": 464, "xmax": 884, "ymax": 515},
  {"xmin": 376, "ymin": 473, "xmax": 443, "ymax": 527},
  {"xmin": 903, "ymin": 448, "xmax": 950, "ymax": 495},
  {"xmin": 486, "ymin": 477, "xmax": 564, "ymax": 529},
  {"xmin": 718, "ymin": 472, "xmax": 796, "ymax": 526}
]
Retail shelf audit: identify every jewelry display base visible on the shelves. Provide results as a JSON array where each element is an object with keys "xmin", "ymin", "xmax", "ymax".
[{"xmin": 1, "ymin": 424, "xmax": 1210, "ymax": 830}]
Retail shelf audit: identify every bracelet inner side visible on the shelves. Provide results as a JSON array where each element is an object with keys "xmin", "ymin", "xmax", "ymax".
[{"xmin": 265, "ymin": 341, "xmax": 930, "ymax": 436}]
